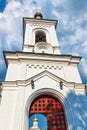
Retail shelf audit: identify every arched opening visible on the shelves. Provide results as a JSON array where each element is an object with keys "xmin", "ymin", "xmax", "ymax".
[
  {"xmin": 29, "ymin": 114, "xmax": 47, "ymax": 130},
  {"xmin": 29, "ymin": 94, "xmax": 67, "ymax": 130},
  {"xmin": 35, "ymin": 31, "xmax": 46, "ymax": 43}
]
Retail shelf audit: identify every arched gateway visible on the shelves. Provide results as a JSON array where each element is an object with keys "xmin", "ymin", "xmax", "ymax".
[{"xmin": 29, "ymin": 94, "xmax": 67, "ymax": 130}]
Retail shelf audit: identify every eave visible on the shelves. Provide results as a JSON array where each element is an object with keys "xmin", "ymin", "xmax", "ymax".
[
  {"xmin": 23, "ymin": 17, "xmax": 58, "ymax": 28},
  {"xmin": 3, "ymin": 51, "xmax": 82, "ymax": 67}
]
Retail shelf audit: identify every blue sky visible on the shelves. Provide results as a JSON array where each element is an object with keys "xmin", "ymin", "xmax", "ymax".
[{"xmin": 0, "ymin": 0, "xmax": 87, "ymax": 83}]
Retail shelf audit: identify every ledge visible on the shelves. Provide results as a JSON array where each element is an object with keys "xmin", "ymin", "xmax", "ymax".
[{"xmin": 3, "ymin": 51, "xmax": 82, "ymax": 66}]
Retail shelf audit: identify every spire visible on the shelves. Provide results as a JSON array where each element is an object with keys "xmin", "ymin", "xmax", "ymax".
[{"xmin": 34, "ymin": 7, "xmax": 43, "ymax": 19}]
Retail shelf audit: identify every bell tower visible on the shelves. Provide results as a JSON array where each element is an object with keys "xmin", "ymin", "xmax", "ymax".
[
  {"xmin": 23, "ymin": 9, "xmax": 60, "ymax": 54},
  {"xmin": 0, "ymin": 9, "xmax": 85, "ymax": 130}
]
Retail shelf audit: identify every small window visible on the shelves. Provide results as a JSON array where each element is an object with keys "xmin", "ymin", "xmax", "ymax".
[{"xmin": 35, "ymin": 31, "xmax": 46, "ymax": 43}]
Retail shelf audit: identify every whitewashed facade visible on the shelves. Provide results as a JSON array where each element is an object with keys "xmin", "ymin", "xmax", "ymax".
[{"xmin": 0, "ymin": 11, "xmax": 85, "ymax": 130}]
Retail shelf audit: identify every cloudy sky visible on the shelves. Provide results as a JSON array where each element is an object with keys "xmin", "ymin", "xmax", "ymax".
[{"xmin": 0, "ymin": 0, "xmax": 87, "ymax": 83}]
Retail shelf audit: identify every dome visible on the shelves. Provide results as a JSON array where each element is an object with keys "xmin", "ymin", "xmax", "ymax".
[
  {"xmin": 33, "ymin": 117, "xmax": 38, "ymax": 122},
  {"xmin": 34, "ymin": 7, "xmax": 43, "ymax": 19},
  {"xmin": 34, "ymin": 12, "xmax": 43, "ymax": 19}
]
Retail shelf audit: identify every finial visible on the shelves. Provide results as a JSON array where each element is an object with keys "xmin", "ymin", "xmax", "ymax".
[
  {"xmin": 33, "ymin": 114, "xmax": 38, "ymax": 122},
  {"xmin": 36, "ymin": 7, "xmax": 41, "ymax": 13},
  {"xmin": 34, "ymin": 7, "xmax": 43, "ymax": 19}
]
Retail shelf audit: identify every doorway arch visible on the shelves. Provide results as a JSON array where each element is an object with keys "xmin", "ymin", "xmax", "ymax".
[
  {"xmin": 24, "ymin": 88, "xmax": 75, "ymax": 130},
  {"xmin": 29, "ymin": 94, "xmax": 67, "ymax": 130}
]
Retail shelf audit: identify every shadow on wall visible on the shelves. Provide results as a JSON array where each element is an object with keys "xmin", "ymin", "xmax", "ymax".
[{"xmin": 65, "ymin": 91, "xmax": 87, "ymax": 130}]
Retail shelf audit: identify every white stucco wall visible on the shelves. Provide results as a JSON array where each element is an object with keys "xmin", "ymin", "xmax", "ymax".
[
  {"xmin": 0, "ymin": 71, "xmax": 85, "ymax": 130},
  {"xmin": 5, "ymin": 60, "xmax": 82, "ymax": 83},
  {"xmin": 0, "ymin": 87, "xmax": 17, "ymax": 130},
  {"xmin": 24, "ymin": 22, "xmax": 59, "ymax": 47},
  {"xmin": 5, "ymin": 63, "xmax": 20, "ymax": 81},
  {"xmin": 5, "ymin": 63, "xmax": 26, "ymax": 81},
  {"xmin": 63, "ymin": 65, "xmax": 82, "ymax": 83},
  {"xmin": 23, "ymin": 20, "xmax": 60, "ymax": 54}
]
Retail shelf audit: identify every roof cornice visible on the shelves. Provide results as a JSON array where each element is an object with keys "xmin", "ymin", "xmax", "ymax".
[
  {"xmin": 23, "ymin": 17, "xmax": 58, "ymax": 28},
  {"xmin": 3, "ymin": 51, "xmax": 82, "ymax": 66}
]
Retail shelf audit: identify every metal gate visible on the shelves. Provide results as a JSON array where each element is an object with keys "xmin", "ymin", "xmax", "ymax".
[{"xmin": 29, "ymin": 95, "xmax": 67, "ymax": 130}]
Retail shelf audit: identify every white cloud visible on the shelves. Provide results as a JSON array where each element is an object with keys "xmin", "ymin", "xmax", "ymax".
[
  {"xmin": 0, "ymin": 0, "xmax": 36, "ymax": 51},
  {"xmin": 50, "ymin": 0, "xmax": 63, "ymax": 7},
  {"xmin": 81, "ymin": 58, "xmax": 87, "ymax": 76}
]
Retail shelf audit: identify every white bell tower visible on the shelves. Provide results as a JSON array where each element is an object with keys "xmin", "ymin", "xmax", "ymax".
[
  {"xmin": 23, "ymin": 9, "xmax": 60, "ymax": 54},
  {"xmin": 0, "ymin": 9, "xmax": 85, "ymax": 130}
]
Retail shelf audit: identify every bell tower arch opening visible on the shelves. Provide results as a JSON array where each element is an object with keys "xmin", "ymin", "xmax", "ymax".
[
  {"xmin": 29, "ymin": 94, "xmax": 67, "ymax": 130},
  {"xmin": 33, "ymin": 29, "xmax": 53, "ymax": 54},
  {"xmin": 35, "ymin": 30, "xmax": 46, "ymax": 43}
]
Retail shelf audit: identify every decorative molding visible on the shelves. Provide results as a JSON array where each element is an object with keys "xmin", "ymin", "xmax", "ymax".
[
  {"xmin": 28, "ymin": 64, "xmax": 63, "ymax": 70},
  {"xmin": 2, "ymin": 70, "xmax": 85, "ymax": 93},
  {"xmin": 34, "ymin": 42, "xmax": 53, "ymax": 54},
  {"xmin": 30, "ymin": 23, "xmax": 52, "ymax": 28},
  {"xmin": 23, "ymin": 18, "xmax": 58, "ymax": 28}
]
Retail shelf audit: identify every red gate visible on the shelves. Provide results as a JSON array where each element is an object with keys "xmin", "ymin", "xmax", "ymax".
[{"xmin": 29, "ymin": 95, "xmax": 67, "ymax": 130}]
